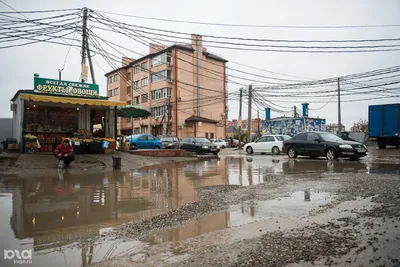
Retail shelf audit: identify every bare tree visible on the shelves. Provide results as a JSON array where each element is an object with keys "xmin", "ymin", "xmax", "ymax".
[{"xmin": 350, "ymin": 118, "xmax": 368, "ymax": 133}]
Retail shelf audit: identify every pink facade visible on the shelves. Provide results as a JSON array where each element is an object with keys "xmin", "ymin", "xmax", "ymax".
[
  {"xmin": 227, "ymin": 118, "xmax": 263, "ymax": 133},
  {"xmin": 106, "ymin": 34, "xmax": 227, "ymax": 139}
]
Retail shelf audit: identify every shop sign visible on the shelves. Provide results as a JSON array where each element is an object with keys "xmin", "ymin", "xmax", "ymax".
[{"xmin": 34, "ymin": 77, "xmax": 99, "ymax": 97}]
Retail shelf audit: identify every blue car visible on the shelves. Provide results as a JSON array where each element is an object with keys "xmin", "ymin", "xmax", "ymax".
[{"xmin": 126, "ymin": 134, "xmax": 162, "ymax": 149}]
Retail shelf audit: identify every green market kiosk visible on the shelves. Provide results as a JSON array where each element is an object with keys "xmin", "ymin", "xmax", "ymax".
[{"xmin": 11, "ymin": 76, "xmax": 125, "ymax": 152}]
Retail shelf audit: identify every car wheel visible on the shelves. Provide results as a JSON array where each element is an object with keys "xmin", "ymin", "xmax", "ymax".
[
  {"xmin": 287, "ymin": 147, "xmax": 297, "ymax": 158},
  {"xmin": 154, "ymin": 146, "xmax": 160, "ymax": 149},
  {"xmin": 378, "ymin": 142, "xmax": 386, "ymax": 149},
  {"xmin": 213, "ymin": 152, "xmax": 219, "ymax": 155},
  {"xmin": 130, "ymin": 144, "xmax": 137, "ymax": 150},
  {"xmin": 246, "ymin": 146, "xmax": 253, "ymax": 155},
  {"xmin": 196, "ymin": 147, "xmax": 202, "ymax": 155},
  {"xmin": 325, "ymin": 148, "xmax": 336, "ymax": 160},
  {"xmin": 272, "ymin": 146, "xmax": 280, "ymax": 155}
]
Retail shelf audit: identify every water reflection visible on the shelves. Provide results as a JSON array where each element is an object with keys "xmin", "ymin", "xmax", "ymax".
[
  {"xmin": 0, "ymin": 158, "xmax": 228, "ymax": 266},
  {"xmin": 0, "ymin": 155, "xmax": 398, "ymax": 266}
]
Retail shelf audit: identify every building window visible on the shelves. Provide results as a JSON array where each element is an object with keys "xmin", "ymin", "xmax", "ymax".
[
  {"xmin": 151, "ymin": 70, "xmax": 171, "ymax": 83},
  {"xmin": 134, "ymin": 65, "xmax": 140, "ymax": 74},
  {"xmin": 151, "ymin": 105, "xmax": 168, "ymax": 118},
  {"xmin": 107, "ymin": 90, "xmax": 113, "ymax": 97},
  {"xmin": 141, "ymin": 126, "xmax": 148, "ymax": 134},
  {"xmin": 127, "ymin": 72, "xmax": 131, "ymax": 80},
  {"xmin": 141, "ymin": 77, "xmax": 148, "ymax": 87},
  {"xmin": 134, "ymin": 96, "xmax": 140, "ymax": 105},
  {"xmin": 133, "ymin": 80, "xmax": 140, "ymax": 90},
  {"xmin": 151, "ymin": 52, "xmax": 171, "ymax": 67},
  {"xmin": 141, "ymin": 61, "xmax": 148, "ymax": 71},
  {"xmin": 113, "ymin": 74, "xmax": 119, "ymax": 82},
  {"xmin": 210, "ymin": 133, "xmax": 214, "ymax": 139},
  {"xmin": 134, "ymin": 127, "xmax": 140, "ymax": 134},
  {"xmin": 108, "ymin": 77, "xmax": 113, "ymax": 84},
  {"xmin": 151, "ymin": 87, "xmax": 171, "ymax": 100},
  {"xmin": 142, "ymin": 94, "xmax": 148, "ymax": 103},
  {"xmin": 127, "ymin": 100, "xmax": 131, "ymax": 105},
  {"xmin": 127, "ymin": 86, "xmax": 131, "ymax": 96},
  {"xmin": 113, "ymin": 88, "xmax": 119, "ymax": 96}
]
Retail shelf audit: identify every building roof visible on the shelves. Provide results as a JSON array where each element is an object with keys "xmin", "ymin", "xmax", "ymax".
[
  {"xmin": 185, "ymin": 115, "xmax": 219, "ymax": 124},
  {"xmin": 203, "ymin": 51, "xmax": 228, "ymax": 63},
  {"xmin": 11, "ymin": 89, "xmax": 109, "ymax": 102},
  {"xmin": 104, "ymin": 44, "xmax": 195, "ymax": 77}
]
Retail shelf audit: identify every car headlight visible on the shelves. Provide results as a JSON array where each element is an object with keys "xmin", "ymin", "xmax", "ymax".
[
  {"xmin": 202, "ymin": 146, "xmax": 209, "ymax": 149},
  {"xmin": 339, "ymin": 144, "xmax": 352, "ymax": 149},
  {"xmin": 167, "ymin": 143, "xmax": 172, "ymax": 146},
  {"xmin": 216, "ymin": 146, "xmax": 220, "ymax": 149}
]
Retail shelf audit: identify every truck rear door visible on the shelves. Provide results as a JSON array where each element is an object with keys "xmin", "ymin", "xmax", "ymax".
[
  {"xmin": 383, "ymin": 104, "xmax": 400, "ymax": 137},
  {"xmin": 369, "ymin": 105, "xmax": 383, "ymax": 137}
]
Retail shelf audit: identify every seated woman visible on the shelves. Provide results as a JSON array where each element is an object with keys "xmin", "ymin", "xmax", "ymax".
[{"xmin": 54, "ymin": 139, "xmax": 75, "ymax": 167}]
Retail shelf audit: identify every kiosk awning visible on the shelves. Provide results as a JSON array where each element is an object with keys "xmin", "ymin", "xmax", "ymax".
[{"xmin": 18, "ymin": 93, "xmax": 125, "ymax": 107}]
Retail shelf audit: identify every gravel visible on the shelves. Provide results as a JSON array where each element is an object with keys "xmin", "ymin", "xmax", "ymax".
[{"xmin": 232, "ymin": 223, "xmax": 359, "ymax": 267}]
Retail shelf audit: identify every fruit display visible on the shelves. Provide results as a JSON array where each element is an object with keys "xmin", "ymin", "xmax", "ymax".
[
  {"xmin": 76, "ymin": 129, "xmax": 90, "ymax": 134},
  {"xmin": 25, "ymin": 134, "xmax": 37, "ymax": 141},
  {"xmin": 25, "ymin": 109, "xmax": 78, "ymax": 133},
  {"xmin": 62, "ymin": 136, "xmax": 115, "ymax": 145},
  {"xmin": 102, "ymin": 138, "xmax": 116, "ymax": 142}
]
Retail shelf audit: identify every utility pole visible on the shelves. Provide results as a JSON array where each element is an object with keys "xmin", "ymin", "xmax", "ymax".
[
  {"xmin": 257, "ymin": 110, "xmax": 260, "ymax": 138},
  {"xmin": 337, "ymin": 78, "xmax": 342, "ymax": 136},
  {"xmin": 58, "ymin": 69, "xmax": 62, "ymax": 80},
  {"xmin": 196, "ymin": 35, "xmax": 201, "ymax": 117},
  {"xmin": 294, "ymin": 106, "xmax": 298, "ymax": 117},
  {"xmin": 87, "ymin": 39, "xmax": 96, "ymax": 84},
  {"xmin": 167, "ymin": 96, "xmax": 172, "ymax": 135},
  {"xmin": 81, "ymin": 7, "xmax": 88, "ymax": 83},
  {"xmin": 238, "ymin": 88, "xmax": 243, "ymax": 147},
  {"xmin": 247, "ymin": 84, "xmax": 252, "ymax": 143}
]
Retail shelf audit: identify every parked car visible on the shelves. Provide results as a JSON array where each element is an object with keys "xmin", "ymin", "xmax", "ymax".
[
  {"xmin": 160, "ymin": 136, "xmax": 180, "ymax": 149},
  {"xmin": 125, "ymin": 134, "xmax": 162, "ymax": 149},
  {"xmin": 244, "ymin": 135, "xmax": 291, "ymax": 155},
  {"xmin": 180, "ymin": 137, "xmax": 220, "ymax": 155},
  {"xmin": 282, "ymin": 131, "xmax": 368, "ymax": 160},
  {"xmin": 232, "ymin": 139, "xmax": 240, "ymax": 147},
  {"xmin": 210, "ymin": 138, "xmax": 227, "ymax": 148}
]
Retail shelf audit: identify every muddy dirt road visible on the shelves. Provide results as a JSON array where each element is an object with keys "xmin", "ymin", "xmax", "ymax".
[{"xmin": 0, "ymin": 147, "xmax": 399, "ymax": 266}]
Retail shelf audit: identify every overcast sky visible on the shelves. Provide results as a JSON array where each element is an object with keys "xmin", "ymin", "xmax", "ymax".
[{"xmin": 1, "ymin": 0, "xmax": 399, "ymax": 129}]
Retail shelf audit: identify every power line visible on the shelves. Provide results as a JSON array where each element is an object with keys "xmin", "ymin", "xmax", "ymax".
[
  {"xmin": 88, "ymin": 13, "xmax": 400, "ymax": 53},
  {"xmin": 309, "ymin": 93, "xmax": 337, "ymax": 110},
  {"xmin": 86, "ymin": 16, "xmax": 400, "ymax": 49},
  {"xmin": 0, "ymin": 8, "xmax": 80, "ymax": 14},
  {"xmin": 93, "ymin": 10, "xmax": 400, "ymax": 29}
]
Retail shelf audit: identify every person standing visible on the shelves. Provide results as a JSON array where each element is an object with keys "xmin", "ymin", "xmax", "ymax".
[{"xmin": 54, "ymin": 139, "xmax": 75, "ymax": 167}]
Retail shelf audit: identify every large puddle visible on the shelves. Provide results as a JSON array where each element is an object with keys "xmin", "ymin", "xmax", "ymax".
[{"xmin": 0, "ymin": 156, "xmax": 399, "ymax": 266}]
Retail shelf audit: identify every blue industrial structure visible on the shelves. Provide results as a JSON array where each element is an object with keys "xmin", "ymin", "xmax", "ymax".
[{"xmin": 262, "ymin": 104, "xmax": 326, "ymax": 137}]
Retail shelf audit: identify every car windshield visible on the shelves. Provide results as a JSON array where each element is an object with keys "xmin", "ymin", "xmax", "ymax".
[
  {"xmin": 319, "ymin": 132, "xmax": 343, "ymax": 142},
  {"xmin": 195, "ymin": 138, "xmax": 211, "ymax": 143},
  {"xmin": 275, "ymin": 135, "xmax": 291, "ymax": 141},
  {"xmin": 160, "ymin": 137, "xmax": 174, "ymax": 142}
]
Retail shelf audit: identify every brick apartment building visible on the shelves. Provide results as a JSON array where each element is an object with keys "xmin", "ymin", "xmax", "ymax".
[
  {"xmin": 106, "ymin": 34, "xmax": 228, "ymax": 140},
  {"xmin": 227, "ymin": 118, "xmax": 263, "ymax": 133}
]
